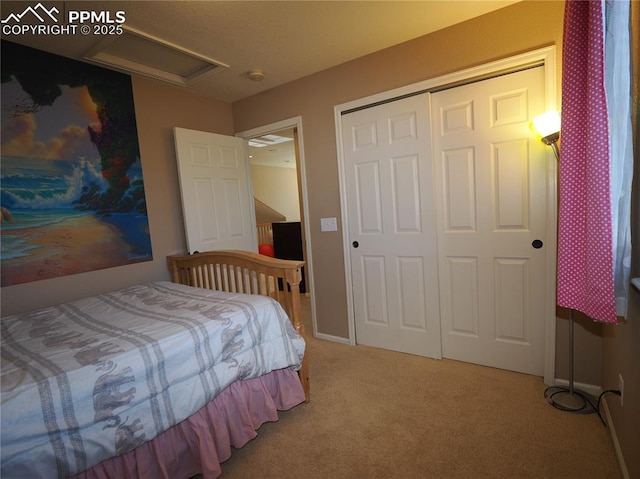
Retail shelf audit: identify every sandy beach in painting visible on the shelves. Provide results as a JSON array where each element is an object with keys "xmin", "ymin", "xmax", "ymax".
[{"xmin": 1, "ymin": 214, "xmax": 135, "ymax": 286}]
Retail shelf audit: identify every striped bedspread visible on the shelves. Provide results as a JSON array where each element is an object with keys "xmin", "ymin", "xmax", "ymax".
[{"xmin": 0, "ymin": 281, "xmax": 305, "ymax": 478}]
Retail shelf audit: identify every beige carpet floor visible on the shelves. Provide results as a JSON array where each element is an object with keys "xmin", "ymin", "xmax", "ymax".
[{"xmin": 216, "ymin": 301, "xmax": 621, "ymax": 478}]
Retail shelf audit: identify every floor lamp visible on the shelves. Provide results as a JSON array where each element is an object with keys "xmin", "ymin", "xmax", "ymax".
[{"xmin": 531, "ymin": 111, "xmax": 594, "ymax": 413}]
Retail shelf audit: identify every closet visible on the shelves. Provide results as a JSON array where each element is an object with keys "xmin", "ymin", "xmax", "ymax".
[{"xmin": 340, "ymin": 64, "xmax": 552, "ymax": 376}]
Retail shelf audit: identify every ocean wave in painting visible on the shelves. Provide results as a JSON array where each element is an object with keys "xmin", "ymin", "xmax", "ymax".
[
  {"xmin": 1, "ymin": 156, "xmax": 107, "ymax": 212},
  {"xmin": 1, "ymin": 155, "xmax": 152, "ymax": 276}
]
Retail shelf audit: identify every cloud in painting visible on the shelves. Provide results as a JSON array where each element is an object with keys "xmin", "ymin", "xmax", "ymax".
[
  {"xmin": 48, "ymin": 123, "xmax": 91, "ymax": 159},
  {"xmin": 1, "ymin": 111, "xmax": 94, "ymax": 161},
  {"xmin": 1, "ymin": 80, "xmax": 100, "ymax": 161},
  {"xmin": 1, "ymin": 113, "xmax": 47, "ymax": 157}
]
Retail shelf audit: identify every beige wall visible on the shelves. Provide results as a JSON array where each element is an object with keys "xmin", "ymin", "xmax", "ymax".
[
  {"xmin": 602, "ymin": 3, "xmax": 640, "ymax": 477},
  {"xmin": 604, "ymin": 294, "xmax": 640, "ymax": 479},
  {"xmin": 1, "ymin": 77, "xmax": 234, "ymax": 316},
  {"xmin": 233, "ymin": 0, "xmax": 565, "ymax": 339},
  {"xmin": 251, "ymin": 164, "xmax": 300, "ymax": 222}
]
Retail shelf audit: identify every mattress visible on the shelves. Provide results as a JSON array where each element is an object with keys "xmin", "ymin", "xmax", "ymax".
[{"xmin": 1, "ymin": 281, "xmax": 305, "ymax": 478}]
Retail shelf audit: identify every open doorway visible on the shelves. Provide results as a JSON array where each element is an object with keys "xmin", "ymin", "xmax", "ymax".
[
  {"xmin": 248, "ymin": 128, "xmax": 306, "ymax": 293},
  {"xmin": 249, "ymin": 128, "xmax": 299, "ymax": 228},
  {"xmin": 236, "ymin": 118, "xmax": 315, "ymax": 333}
]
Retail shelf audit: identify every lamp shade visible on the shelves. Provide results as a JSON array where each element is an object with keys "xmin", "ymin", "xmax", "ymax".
[{"xmin": 531, "ymin": 111, "xmax": 561, "ymax": 138}]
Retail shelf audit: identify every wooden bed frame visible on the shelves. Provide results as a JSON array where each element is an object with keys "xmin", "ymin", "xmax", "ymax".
[{"xmin": 167, "ymin": 249, "xmax": 310, "ymax": 402}]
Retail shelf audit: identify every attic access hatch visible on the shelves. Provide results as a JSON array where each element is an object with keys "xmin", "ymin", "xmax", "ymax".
[{"xmin": 84, "ymin": 25, "xmax": 229, "ymax": 86}]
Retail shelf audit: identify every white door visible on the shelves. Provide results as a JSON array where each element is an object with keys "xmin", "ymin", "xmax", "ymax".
[
  {"xmin": 174, "ymin": 127, "xmax": 257, "ymax": 254},
  {"xmin": 431, "ymin": 67, "xmax": 549, "ymax": 375},
  {"xmin": 342, "ymin": 94, "xmax": 442, "ymax": 358}
]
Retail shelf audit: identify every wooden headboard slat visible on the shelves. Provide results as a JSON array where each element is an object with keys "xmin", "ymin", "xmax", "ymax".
[{"xmin": 167, "ymin": 249, "xmax": 309, "ymax": 402}]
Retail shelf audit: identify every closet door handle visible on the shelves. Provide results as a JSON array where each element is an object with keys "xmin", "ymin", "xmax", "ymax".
[
  {"xmin": 352, "ymin": 241, "xmax": 359, "ymax": 248},
  {"xmin": 532, "ymin": 239, "xmax": 543, "ymax": 249}
]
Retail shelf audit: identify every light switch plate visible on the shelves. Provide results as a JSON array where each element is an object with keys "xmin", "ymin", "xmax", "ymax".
[{"xmin": 320, "ymin": 217, "xmax": 338, "ymax": 232}]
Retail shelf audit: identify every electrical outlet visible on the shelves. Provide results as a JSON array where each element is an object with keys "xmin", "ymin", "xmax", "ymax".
[{"xmin": 618, "ymin": 374, "xmax": 624, "ymax": 406}]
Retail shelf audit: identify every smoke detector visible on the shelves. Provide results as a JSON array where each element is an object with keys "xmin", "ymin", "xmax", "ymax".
[{"xmin": 248, "ymin": 69, "xmax": 265, "ymax": 81}]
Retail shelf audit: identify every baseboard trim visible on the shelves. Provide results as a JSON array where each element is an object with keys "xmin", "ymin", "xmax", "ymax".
[
  {"xmin": 313, "ymin": 331, "xmax": 350, "ymax": 345},
  {"xmin": 602, "ymin": 396, "xmax": 630, "ymax": 479},
  {"xmin": 552, "ymin": 378, "xmax": 601, "ymax": 397}
]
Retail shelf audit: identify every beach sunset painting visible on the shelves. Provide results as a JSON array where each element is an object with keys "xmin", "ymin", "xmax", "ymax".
[{"xmin": 1, "ymin": 41, "xmax": 152, "ymax": 287}]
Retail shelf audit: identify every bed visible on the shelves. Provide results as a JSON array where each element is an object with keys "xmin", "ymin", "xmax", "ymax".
[{"xmin": 1, "ymin": 250, "xmax": 309, "ymax": 479}]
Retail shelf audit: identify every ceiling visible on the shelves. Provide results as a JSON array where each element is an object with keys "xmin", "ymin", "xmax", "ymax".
[
  {"xmin": 1, "ymin": 1, "xmax": 520, "ymax": 104},
  {"xmin": 249, "ymin": 128, "xmax": 297, "ymax": 169},
  {"xmin": 2, "ymin": 1, "xmax": 520, "ymax": 169}
]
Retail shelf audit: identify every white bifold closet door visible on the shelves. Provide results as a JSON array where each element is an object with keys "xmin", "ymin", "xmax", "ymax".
[
  {"xmin": 343, "ymin": 66, "xmax": 550, "ymax": 376},
  {"xmin": 432, "ymin": 66, "xmax": 549, "ymax": 376},
  {"xmin": 342, "ymin": 93, "xmax": 442, "ymax": 359}
]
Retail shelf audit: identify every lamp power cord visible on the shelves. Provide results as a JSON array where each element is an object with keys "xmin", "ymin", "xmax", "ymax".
[{"xmin": 544, "ymin": 386, "xmax": 621, "ymax": 426}]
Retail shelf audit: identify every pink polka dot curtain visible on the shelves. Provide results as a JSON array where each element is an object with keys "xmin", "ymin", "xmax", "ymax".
[{"xmin": 557, "ymin": 0, "xmax": 633, "ymax": 323}]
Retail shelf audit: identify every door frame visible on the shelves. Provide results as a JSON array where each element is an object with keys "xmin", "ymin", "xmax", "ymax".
[
  {"xmin": 334, "ymin": 46, "xmax": 558, "ymax": 385},
  {"xmin": 236, "ymin": 116, "xmax": 317, "ymax": 336}
]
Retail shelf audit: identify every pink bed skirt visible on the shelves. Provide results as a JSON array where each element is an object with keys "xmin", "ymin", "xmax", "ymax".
[{"xmin": 72, "ymin": 368, "xmax": 306, "ymax": 479}]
